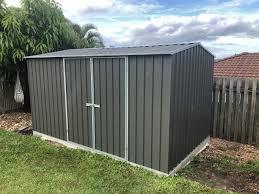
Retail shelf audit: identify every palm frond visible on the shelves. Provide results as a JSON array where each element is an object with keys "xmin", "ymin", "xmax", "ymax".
[
  {"xmin": 81, "ymin": 24, "xmax": 104, "ymax": 48},
  {"xmin": 81, "ymin": 23, "xmax": 98, "ymax": 38}
]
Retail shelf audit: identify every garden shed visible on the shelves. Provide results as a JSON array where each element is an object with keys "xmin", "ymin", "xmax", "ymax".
[{"xmin": 26, "ymin": 43, "xmax": 214, "ymax": 174}]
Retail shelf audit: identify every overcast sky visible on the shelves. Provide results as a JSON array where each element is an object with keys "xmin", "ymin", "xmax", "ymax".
[{"xmin": 6, "ymin": 0, "xmax": 259, "ymax": 58}]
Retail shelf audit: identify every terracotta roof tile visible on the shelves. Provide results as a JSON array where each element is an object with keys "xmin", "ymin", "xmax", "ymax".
[{"xmin": 214, "ymin": 52, "xmax": 259, "ymax": 78}]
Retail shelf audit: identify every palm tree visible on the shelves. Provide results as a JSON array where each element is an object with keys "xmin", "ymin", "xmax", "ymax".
[
  {"xmin": 0, "ymin": 0, "xmax": 6, "ymax": 18},
  {"xmin": 80, "ymin": 24, "xmax": 104, "ymax": 48}
]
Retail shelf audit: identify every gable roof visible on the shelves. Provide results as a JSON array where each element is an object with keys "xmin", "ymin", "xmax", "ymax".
[
  {"xmin": 26, "ymin": 42, "xmax": 201, "ymax": 59},
  {"xmin": 214, "ymin": 52, "xmax": 259, "ymax": 78}
]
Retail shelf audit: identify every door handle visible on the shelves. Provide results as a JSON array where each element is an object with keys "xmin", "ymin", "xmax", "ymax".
[{"xmin": 86, "ymin": 103, "xmax": 100, "ymax": 108}]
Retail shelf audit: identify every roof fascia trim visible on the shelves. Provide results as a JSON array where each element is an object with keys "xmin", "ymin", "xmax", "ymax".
[{"xmin": 170, "ymin": 43, "xmax": 215, "ymax": 57}]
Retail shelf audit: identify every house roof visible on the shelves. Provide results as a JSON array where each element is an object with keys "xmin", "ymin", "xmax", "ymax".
[
  {"xmin": 26, "ymin": 42, "xmax": 202, "ymax": 59},
  {"xmin": 214, "ymin": 52, "xmax": 259, "ymax": 78}
]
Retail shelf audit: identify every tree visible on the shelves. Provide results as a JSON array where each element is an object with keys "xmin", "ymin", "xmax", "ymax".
[
  {"xmin": 0, "ymin": 0, "xmax": 92, "ymax": 111},
  {"xmin": 80, "ymin": 24, "xmax": 104, "ymax": 48},
  {"xmin": 0, "ymin": 0, "xmax": 5, "ymax": 20},
  {"xmin": 70, "ymin": 23, "xmax": 104, "ymax": 48}
]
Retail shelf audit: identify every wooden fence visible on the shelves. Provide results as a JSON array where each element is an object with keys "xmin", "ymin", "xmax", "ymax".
[
  {"xmin": 212, "ymin": 77, "xmax": 259, "ymax": 146},
  {"xmin": 0, "ymin": 82, "xmax": 23, "ymax": 113}
]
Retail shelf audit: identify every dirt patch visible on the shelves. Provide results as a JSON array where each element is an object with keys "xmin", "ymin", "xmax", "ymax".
[
  {"xmin": 0, "ymin": 112, "xmax": 32, "ymax": 132},
  {"xmin": 203, "ymin": 138, "xmax": 259, "ymax": 163},
  {"xmin": 182, "ymin": 157, "xmax": 259, "ymax": 193},
  {"xmin": 0, "ymin": 112, "xmax": 62, "ymax": 147},
  {"xmin": 46, "ymin": 140, "xmax": 64, "ymax": 147},
  {"xmin": 179, "ymin": 138, "xmax": 259, "ymax": 194}
]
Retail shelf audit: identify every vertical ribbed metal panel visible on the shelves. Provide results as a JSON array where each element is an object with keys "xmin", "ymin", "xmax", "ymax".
[
  {"xmin": 128, "ymin": 55, "xmax": 172, "ymax": 173},
  {"xmin": 34, "ymin": 59, "xmax": 41, "ymax": 133},
  {"xmin": 143, "ymin": 56, "xmax": 153, "ymax": 168},
  {"xmin": 29, "ymin": 60, "xmax": 38, "ymax": 132},
  {"xmin": 65, "ymin": 58, "xmax": 92, "ymax": 146},
  {"xmin": 48, "ymin": 59, "xmax": 55, "ymax": 136},
  {"xmin": 27, "ymin": 60, "xmax": 36, "ymax": 130},
  {"xmin": 169, "ymin": 45, "xmax": 214, "ymax": 171},
  {"xmin": 152, "ymin": 56, "xmax": 163, "ymax": 170},
  {"xmin": 37, "ymin": 60, "xmax": 48, "ymax": 136},
  {"xmin": 57, "ymin": 58, "xmax": 65, "ymax": 140},
  {"xmin": 27, "ymin": 58, "xmax": 66, "ymax": 140},
  {"xmin": 93, "ymin": 58, "xmax": 125, "ymax": 158},
  {"xmin": 119, "ymin": 58, "xmax": 126, "ymax": 158}
]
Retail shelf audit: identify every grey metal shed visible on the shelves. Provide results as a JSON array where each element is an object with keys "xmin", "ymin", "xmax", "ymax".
[{"xmin": 26, "ymin": 43, "xmax": 214, "ymax": 174}]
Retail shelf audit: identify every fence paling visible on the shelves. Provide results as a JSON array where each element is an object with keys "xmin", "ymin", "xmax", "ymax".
[
  {"xmin": 227, "ymin": 79, "xmax": 233, "ymax": 140},
  {"xmin": 241, "ymin": 80, "xmax": 249, "ymax": 143},
  {"xmin": 248, "ymin": 80, "xmax": 257, "ymax": 144},
  {"xmin": 213, "ymin": 79, "xmax": 220, "ymax": 137},
  {"xmin": 0, "ymin": 82, "xmax": 22, "ymax": 113},
  {"xmin": 234, "ymin": 80, "xmax": 241, "ymax": 141},
  {"xmin": 213, "ymin": 77, "xmax": 259, "ymax": 146},
  {"xmin": 219, "ymin": 78, "xmax": 226, "ymax": 138}
]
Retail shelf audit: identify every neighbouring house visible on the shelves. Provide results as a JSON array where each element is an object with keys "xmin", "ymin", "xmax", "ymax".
[
  {"xmin": 212, "ymin": 52, "xmax": 259, "ymax": 146},
  {"xmin": 214, "ymin": 52, "xmax": 259, "ymax": 78}
]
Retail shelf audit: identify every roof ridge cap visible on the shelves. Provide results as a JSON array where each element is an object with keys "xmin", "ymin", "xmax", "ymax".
[{"xmin": 105, "ymin": 42, "xmax": 197, "ymax": 49}]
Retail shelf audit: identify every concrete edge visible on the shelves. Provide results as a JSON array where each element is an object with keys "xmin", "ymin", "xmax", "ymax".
[
  {"xmin": 169, "ymin": 136, "xmax": 210, "ymax": 176},
  {"xmin": 34, "ymin": 131, "xmax": 209, "ymax": 176},
  {"xmin": 33, "ymin": 131, "xmax": 168, "ymax": 176}
]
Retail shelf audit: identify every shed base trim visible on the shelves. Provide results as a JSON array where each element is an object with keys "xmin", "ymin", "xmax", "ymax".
[
  {"xmin": 169, "ymin": 136, "xmax": 210, "ymax": 176},
  {"xmin": 33, "ymin": 131, "xmax": 168, "ymax": 176}
]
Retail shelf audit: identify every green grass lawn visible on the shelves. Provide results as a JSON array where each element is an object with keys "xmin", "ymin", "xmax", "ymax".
[
  {"xmin": 214, "ymin": 156, "xmax": 259, "ymax": 173},
  {"xmin": 0, "ymin": 129, "xmax": 230, "ymax": 194}
]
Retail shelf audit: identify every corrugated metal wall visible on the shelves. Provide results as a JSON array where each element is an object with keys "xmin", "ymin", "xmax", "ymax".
[
  {"xmin": 128, "ymin": 55, "xmax": 172, "ymax": 173},
  {"xmin": 27, "ymin": 46, "xmax": 213, "ymax": 174},
  {"xmin": 169, "ymin": 45, "xmax": 214, "ymax": 170},
  {"xmin": 27, "ymin": 58, "xmax": 66, "ymax": 140},
  {"xmin": 65, "ymin": 58, "xmax": 92, "ymax": 147},
  {"xmin": 29, "ymin": 57, "xmax": 126, "ymax": 158},
  {"xmin": 93, "ymin": 58, "xmax": 125, "ymax": 158}
]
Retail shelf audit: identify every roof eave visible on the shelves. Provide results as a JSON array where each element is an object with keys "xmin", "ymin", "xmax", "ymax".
[
  {"xmin": 25, "ymin": 53, "xmax": 174, "ymax": 59},
  {"xmin": 25, "ymin": 43, "xmax": 214, "ymax": 59}
]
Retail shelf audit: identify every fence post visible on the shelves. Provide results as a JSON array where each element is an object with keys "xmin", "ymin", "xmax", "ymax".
[
  {"xmin": 234, "ymin": 80, "xmax": 241, "ymax": 141},
  {"xmin": 0, "ymin": 82, "xmax": 22, "ymax": 113},
  {"xmin": 241, "ymin": 80, "xmax": 249, "ymax": 143},
  {"xmin": 248, "ymin": 80, "xmax": 257, "ymax": 144},
  {"xmin": 213, "ymin": 78, "xmax": 221, "ymax": 137},
  {"xmin": 256, "ymin": 81, "xmax": 259, "ymax": 146},
  {"xmin": 227, "ymin": 79, "xmax": 234, "ymax": 140},
  {"xmin": 219, "ymin": 78, "xmax": 226, "ymax": 138}
]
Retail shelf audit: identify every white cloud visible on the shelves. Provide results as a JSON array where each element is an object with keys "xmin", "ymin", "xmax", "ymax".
[
  {"xmin": 103, "ymin": 13, "xmax": 259, "ymax": 58},
  {"xmin": 204, "ymin": 36, "xmax": 259, "ymax": 57},
  {"xmin": 5, "ymin": 0, "xmax": 259, "ymax": 58},
  {"xmin": 55, "ymin": 0, "xmax": 161, "ymax": 19},
  {"xmin": 5, "ymin": 0, "xmax": 161, "ymax": 16},
  {"xmin": 223, "ymin": 0, "xmax": 259, "ymax": 7},
  {"xmin": 195, "ymin": 0, "xmax": 259, "ymax": 13}
]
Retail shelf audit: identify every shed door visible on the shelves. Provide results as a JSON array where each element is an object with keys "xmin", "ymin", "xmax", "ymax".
[
  {"xmin": 65, "ymin": 58, "xmax": 93, "ymax": 147},
  {"xmin": 93, "ymin": 58, "xmax": 126, "ymax": 158},
  {"xmin": 65, "ymin": 57, "xmax": 127, "ymax": 159}
]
